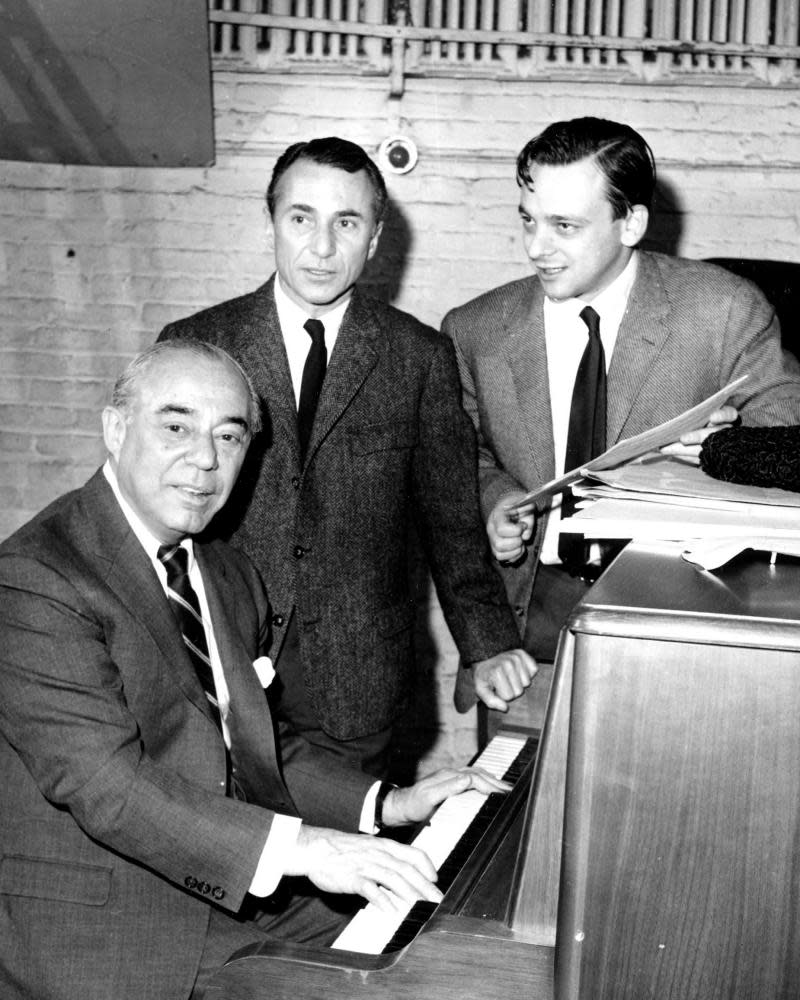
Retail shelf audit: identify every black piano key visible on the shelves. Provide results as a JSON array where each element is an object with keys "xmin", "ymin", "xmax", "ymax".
[{"xmin": 379, "ymin": 737, "xmax": 537, "ymax": 954}]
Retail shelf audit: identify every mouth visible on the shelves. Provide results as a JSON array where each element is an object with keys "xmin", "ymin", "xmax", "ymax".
[
  {"xmin": 303, "ymin": 267, "xmax": 336, "ymax": 279},
  {"xmin": 534, "ymin": 264, "xmax": 566, "ymax": 278},
  {"xmin": 174, "ymin": 485, "xmax": 215, "ymax": 504}
]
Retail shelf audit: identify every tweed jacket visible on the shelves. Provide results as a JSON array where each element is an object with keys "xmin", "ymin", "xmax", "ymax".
[
  {"xmin": 160, "ymin": 278, "xmax": 519, "ymax": 740},
  {"xmin": 442, "ymin": 251, "xmax": 800, "ymax": 631},
  {"xmin": 0, "ymin": 470, "xmax": 371, "ymax": 1000}
]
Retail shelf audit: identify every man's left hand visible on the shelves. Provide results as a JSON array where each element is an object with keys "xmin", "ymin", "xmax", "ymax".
[
  {"xmin": 659, "ymin": 405, "xmax": 739, "ymax": 464},
  {"xmin": 382, "ymin": 767, "xmax": 511, "ymax": 827},
  {"xmin": 470, "ymin": 649, "xmax": 537, "ymax": 712}
]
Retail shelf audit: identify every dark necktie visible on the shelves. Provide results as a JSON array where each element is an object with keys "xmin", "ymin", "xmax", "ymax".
[
  {"xmin": 297, "ymin": 318, "xmax": 327, "ymax": 460},
  {"xmin": 558, "ymin": 305, "xmax": 607, "ymax": 570},
  {"xmin": 157, "ymin": 543, "xmax": 222, "ymax": 731}
]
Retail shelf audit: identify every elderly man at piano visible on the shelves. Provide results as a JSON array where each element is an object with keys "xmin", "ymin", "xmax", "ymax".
[{"xmin": 0, "ymin": 340, "xmax": 509, "ymax": 1000}]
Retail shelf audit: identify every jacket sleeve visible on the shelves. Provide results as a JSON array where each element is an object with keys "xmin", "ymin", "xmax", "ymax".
[
  {"xmin": 410, "ymin": 334, "xmax": 520, "ymax": 662},
  {"xmin": 0, "ymin": 551, "xmax": 277, "ymax": 914},
  {"xmin": 719, "ymin": 277, "xmax": 800, "ymax": 426},
  {"xmin": 442, "ymin": 308, "xmax": 530, "ymax": 522}
]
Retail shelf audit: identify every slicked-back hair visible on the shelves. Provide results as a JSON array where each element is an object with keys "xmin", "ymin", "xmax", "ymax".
[
  {"xmin": 111, "ymin": 340, "xmax": 262, "ymax": 435},
  {"xmin": 516, "ymin": 117, "xmax": 657, "ymax": 219},
  {"xmin": 266, "ymin": 136, "xmax": 388, "ymax": 225}
]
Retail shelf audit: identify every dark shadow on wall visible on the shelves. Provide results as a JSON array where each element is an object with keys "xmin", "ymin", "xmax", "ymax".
[
  {"xmin": 360, "ymin": 196, "xmax": 412, "ymax": 304},
  {"xmin": 641, "ymin": 174, "xmax": 684, "ymax": 256}
]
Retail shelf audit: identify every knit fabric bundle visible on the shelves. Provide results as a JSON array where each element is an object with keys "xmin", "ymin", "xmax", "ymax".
[{"xmin": 700, "ymin": 425, "xmax": 800, "ymax": 492}]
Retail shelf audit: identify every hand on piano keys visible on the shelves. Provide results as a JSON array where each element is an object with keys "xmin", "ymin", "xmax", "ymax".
[
  {"xmin": 332, "ymin": 732, "xmax": 535, "ymax": 955},
  {"xmin": 283, "ymin": 765, "xmax": 512, "ymax": 916},
  {"xmin": 379, "ymin": 766, "xmax": 512, "ymax": 828}
]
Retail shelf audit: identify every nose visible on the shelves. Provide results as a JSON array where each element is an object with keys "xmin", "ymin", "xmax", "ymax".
[
  {"xmin": 186, "ymin": 433, "xmax": 218, "ymax": 471},
  {"xmin": 311, "ymin": 223, "xmax": 335, "ymax": 258},
  {"xmin": 524, "ymin": 226, "xmax": 553, "ymax": 261}
]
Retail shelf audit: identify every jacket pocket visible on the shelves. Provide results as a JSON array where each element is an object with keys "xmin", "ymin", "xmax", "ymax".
[
  {"xmin": 349, "ymin": 420, "xmax": 418, "ymax": 455},
  {"xmin": 0, "ymin": 854, "xmax": 111, "ymax": 906}
]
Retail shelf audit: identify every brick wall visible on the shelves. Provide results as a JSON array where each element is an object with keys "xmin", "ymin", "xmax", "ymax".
[{"xmin": 2, "ymin": 71, "xmax": 799, "ymax": 772}]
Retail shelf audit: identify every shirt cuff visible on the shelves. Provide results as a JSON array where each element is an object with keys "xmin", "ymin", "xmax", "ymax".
[
  {"xmin": 360, "ymin": 780, "xmax": 383, "ymax": 834},
  {"xmin": 248, "ymin": 814, "xmax": 303, "ymax": 897}
]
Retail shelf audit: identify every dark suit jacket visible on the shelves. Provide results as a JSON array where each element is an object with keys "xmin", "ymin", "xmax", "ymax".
[
  {"xmin": 0, "ymin": 470, "xmax": 371, "ymax": 1000},
  {"xmin": 442, "ymin": 252, "xmax": 800, "ymax": 630},
  {"xmin": 160, "ymin": 278, "xmax": 519, "ymax": 739}
]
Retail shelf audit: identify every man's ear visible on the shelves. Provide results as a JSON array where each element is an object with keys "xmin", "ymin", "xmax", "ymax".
[
  {"xmin": 102, "ymin": 406, "xmax": 126, "ymax": 461},
  {"xmin": 621, "ymin": 204, "xmax": 648, "ymax": 248},
  {"xmin": 265, "ymin": 214, "xmax": 275, "ymax": 253}
]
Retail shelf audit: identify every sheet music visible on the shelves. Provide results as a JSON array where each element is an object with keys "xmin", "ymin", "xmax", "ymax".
[{"xmin": 509, "ymin": 374, "xmax": 749, "ymax": 516}]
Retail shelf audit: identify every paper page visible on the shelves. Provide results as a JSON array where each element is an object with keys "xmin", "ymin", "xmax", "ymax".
[
  {"xmin": 510, "ymin": 374, "xmax": 749, "ymax": 515},
  {"xmin": 585, "ymin": 454, "xmax": 800, "ymax": 508},
  {"xmin": 561, "ymin": 495, "xmax": 800, "ymax": 538}
]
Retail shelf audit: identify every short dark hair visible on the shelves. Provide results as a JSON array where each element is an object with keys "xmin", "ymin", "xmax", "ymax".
[
  {"xmin": 266, "ymin": 136, "xmax": 388, "ymax": 224},
  {"xmin": 111, "ymin": 341, "xmax": 262, "ymax": 435},
  {"xmin": 516, "ymin": 117, "xmax": 656, "ymax": 219}
]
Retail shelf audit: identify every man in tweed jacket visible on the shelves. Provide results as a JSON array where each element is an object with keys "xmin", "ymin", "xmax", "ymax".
[
  {"xmin": 161, "ymin": 138, "xmax": 535, "ymax": 776},
  {"xmin": 443, "ymin": 117, "xmax": 800, "ymax": 726}
]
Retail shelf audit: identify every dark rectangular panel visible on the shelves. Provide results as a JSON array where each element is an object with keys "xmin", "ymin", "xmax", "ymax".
[{"xmin": 0, "ymin": 0, "xmax": 214, "ymax": 166}]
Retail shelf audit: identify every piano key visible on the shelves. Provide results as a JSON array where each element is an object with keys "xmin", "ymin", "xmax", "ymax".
[{"xmin": 331, "ymin": 732, "xmax": 534, "ymax": 955}]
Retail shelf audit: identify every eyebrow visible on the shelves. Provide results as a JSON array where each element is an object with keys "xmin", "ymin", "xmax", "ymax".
[
  {"xmin": 156, "ymin": 403, "xmax": 250, "ymax": 430},
  {"xmin": 517, "ymin": 205, "xmax": 587, "ymax": 224},
  {"xmin": 288, "ymin": 201, "xmax": 365, "ymax": 220}
]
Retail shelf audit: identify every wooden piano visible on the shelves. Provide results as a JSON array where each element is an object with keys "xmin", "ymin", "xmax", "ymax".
[{"xmin": 206, "ymin": 541, "xmax": 800, "ymax": 999}]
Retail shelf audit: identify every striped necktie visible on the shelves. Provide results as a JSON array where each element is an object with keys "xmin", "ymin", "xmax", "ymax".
[{"xmin": 157, "ymin": 543, "xmax": 221, "ymax": 730}]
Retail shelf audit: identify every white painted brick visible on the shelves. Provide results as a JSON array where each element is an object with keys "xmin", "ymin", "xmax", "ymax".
[{"xmin": 2, "ymin": 67, "xmax": 800, "ymax": 770}]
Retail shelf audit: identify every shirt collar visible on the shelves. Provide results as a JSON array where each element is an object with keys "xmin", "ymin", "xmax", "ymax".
[
  {"xmin": 274, "ymin": 272, "xmax": 351, "ymax": 340},
  {"xmin": 102, "ymin": 460, "xmax": 195, "ymax": 569},
  {"xmin": 583, "ymin": 250, "xmax": 638, "ymax": 320}
]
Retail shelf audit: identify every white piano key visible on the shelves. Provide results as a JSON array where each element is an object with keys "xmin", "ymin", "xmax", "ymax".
[{"xmin": 331, "ymin": 733, "xmax": 528, "ymax": 954}]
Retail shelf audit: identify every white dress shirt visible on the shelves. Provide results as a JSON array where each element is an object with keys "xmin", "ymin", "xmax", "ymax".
[
  {"xmin": 274, "ymin": 273, "xmax": 350, "ymax": 405},
  {"xmin": 540, "ymin": 253, "xmax": 639, "ymax": 564}
]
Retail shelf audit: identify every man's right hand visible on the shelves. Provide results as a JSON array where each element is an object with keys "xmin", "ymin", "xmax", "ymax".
[
  {"xmin": 285, "ymin": 826, "xmax": 442, "ymax": 913},
  {"xmin": 487, "ymin": 492, "xmax": 535, "ymax": 563}
]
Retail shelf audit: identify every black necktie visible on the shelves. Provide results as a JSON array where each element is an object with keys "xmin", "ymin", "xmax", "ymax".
[
  {"xmin": 157, "ymin": 543, "xmax": 222, "ymax": 731},
  {"xmin": 298, "ymin": 318, "xmax": 327, "ymax": 460},
  {"xmin": 558, "ymin": 305, "xmax": 607, "ymax": 569}
]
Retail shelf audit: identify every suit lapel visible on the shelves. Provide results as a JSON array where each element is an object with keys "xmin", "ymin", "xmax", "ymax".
[
  {"xmin": 607, "ymin": 252, "xmax": 671, "ymax": 443},
  {"xmin": 198, "ymin": 545, "xmax": 295, "ymax": 811},
  {"xmin": 304, "ymin": 290, "xmax": 379, "ymax": 465},
  {"xmin": 80, "ymin": 472, "xmax": 215, "ymax": 722},
  {"xmin": 503, "ymin": 281, "xmax": 555, "ymax": 486},
  {"xmin": 233, "ymin": 278, "xmax": 301, "ymax": 460}
]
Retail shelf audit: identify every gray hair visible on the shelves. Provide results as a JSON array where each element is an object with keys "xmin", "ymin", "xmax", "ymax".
[{"xmin": 111, "ymin": 340, "xmax": 262, "ymax": 435}]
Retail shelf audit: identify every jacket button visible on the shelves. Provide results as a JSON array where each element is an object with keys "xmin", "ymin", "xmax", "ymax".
[
  {"xmin": 291, "ymin": 476, "xmax": 301, "ymax": 490},
  {"xmin": 211, "ymin": 886, "xmax": 225, "ymax": 900},
  {"xmin": 184, "ymin": 876, "xmax": 198, "ymax": 890},
  {"xmin": 198, "ymin": 881, "xmax": 211, "ymax": 895},
  {"xmin": 272, "ymin": 613, "xmax": 285, "ymax": 628},
  {"xmin": 293, "ymin": 545, "xmax": 305, "ymax": 558}
]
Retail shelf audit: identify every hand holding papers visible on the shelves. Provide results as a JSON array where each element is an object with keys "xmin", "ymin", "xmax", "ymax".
[{"xmin": 508, "ymin": 375, "xmax": 749, "ymax": 518}]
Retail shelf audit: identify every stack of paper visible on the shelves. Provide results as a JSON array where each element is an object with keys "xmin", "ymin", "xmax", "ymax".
[{"xmin": 562, "ymin": 456, "xmax": 800, "ymax": 569}]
